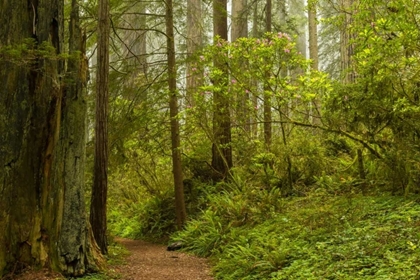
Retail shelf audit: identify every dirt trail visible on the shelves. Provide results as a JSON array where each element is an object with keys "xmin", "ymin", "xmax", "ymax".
[
  {"xmin": 114, "ymin": 238, "xmax": 214, "ymax": 280},
  {"xmin": 7, "ymin": 238, "xmax": 214, "ymax": 280}
]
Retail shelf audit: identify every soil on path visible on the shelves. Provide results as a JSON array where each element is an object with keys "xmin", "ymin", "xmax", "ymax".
[{"xmin": 114, "ymin": 238, "xmax": 214, "ymax": 280}]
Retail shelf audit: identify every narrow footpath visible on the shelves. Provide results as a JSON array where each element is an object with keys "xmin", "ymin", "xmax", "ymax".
[
  {"xmin": 114, "ymin": 238, "xmax": 214, "ymax": 280},
  {"xmin": 11, "ymin": 238, "xmax": 214, "ymax": 280}
]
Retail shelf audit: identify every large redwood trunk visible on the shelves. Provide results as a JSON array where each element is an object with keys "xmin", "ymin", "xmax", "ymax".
[{"xmin": 0, "ymin": 0, "xmax": 102, "ymax": 277}]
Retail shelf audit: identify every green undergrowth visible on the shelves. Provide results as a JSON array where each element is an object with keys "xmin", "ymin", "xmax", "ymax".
[
  {"xmin": 171, "ymin": 186, "xmax": 420, "ymax": 279},
  {"xmin": 108, "ymin": 192, "xmax": 177, "ymax": 242},
  {"xmin": 73, "ymin": 242, "xmax": 129, "ymax": 280},
  {"xmin": 108, "ymin": 179, "xmax": 216, "ymax": 243}
]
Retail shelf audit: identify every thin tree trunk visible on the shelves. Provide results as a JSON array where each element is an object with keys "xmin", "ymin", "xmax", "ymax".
[
  {"xmin": 212, "ymin": 0, "xmax": 232, "ymax": 179},
  {"xmin": 186, "ymin": 0, "xmax": 203, "ymax": 108},
  {"xmin": 357, "ymin": 149, "xmax": 366, "ymax": 180},
  {"xmin": 308, "ymin": 2, "xmax": 319, "ymax": 70},
  {"xmin": 340, "ymin": 0, "xmax": 355, "ymax": 83},
  {"xmin": 264, "ymin": 0, "xmax": 272, "ymax": 149},
  {"xmin": 90, "ymin": 0, "xmax": 110, "ymax": 255},
  {"xmin": 166, "ymin": 0, "xmax": 187, "ymax": 229},
  {"xmin": 232, "ymin": 0, "xmax": 250, "ymax": 135},
  {"xmin": 308, "ymin": 0, "xmax": 321, "ymax": 125},
  {"xmin": 251, "ymin": 0, "xmax": 259, "ymax": 138}
]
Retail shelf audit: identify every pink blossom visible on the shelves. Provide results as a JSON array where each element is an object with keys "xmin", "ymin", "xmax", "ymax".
[
  {"xmin": 231, "ymin": 79, "xmax": 237, "ymax": 84},
  {"xmin": 200, "ymin": 55, "xmax": 205, "ymax": 61},
  {"xmin": 284, "ymin": 48, "xmax": 290, "ymax": 53},
  {"xmin": 245, "ymin": 89, "xmax": 250, "ymax": 93},
  {"xmin": 192, "ymin": 67, "xmax": 197, "ymax": 72}
]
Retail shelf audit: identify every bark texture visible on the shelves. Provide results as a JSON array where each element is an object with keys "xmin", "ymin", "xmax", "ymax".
[
  {"xmin": 0, "ymin": 0, "xmax": 102, "ymax": 277},
  {"xmin": 90, "ymin": 0, "xmax": 110, "ymax": 255},
  {"xmin": 166, "ymin": 0, "xmax": 187, "ymax": 229}
]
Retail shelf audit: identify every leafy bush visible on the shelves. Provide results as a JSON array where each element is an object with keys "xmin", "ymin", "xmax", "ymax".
[{"xmin": 109, "ymin": 191, "xmax": 177, "ymax": 241}]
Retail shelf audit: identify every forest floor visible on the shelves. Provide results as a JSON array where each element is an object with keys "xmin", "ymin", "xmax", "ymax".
[
  {"xmin": 112, "ymin": 238, "xmax": 214, "ymax": 280},
  {"xmin": 9, "ymin": 238, "xmax": 214, "ymax": 280}
]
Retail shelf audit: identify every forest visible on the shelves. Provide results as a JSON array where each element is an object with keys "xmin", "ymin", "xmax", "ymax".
[{"xmin": 1, "ymin": 0, "xmax": 420, "ymax": 279}]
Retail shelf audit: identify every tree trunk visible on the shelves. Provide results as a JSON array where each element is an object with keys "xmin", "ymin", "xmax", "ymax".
[
  {"xmin": 308, "ymin": 1, "xmax": 319, "ymax": 71},
  {"xmin": 212, "ymin": 0, "xmax": 232, "ymax": 179},
  {"xmin": 340, "ymin": 0, "xmax": 355, "ymax": 83},
  {"xmin": 264, "ymin": 0, "xmax": 272, "ymax": 149},
  {"xmin": 252, "ymin": 0, "xmax": 259, "ymax": 37},
  {"xmin": 166, "ymin": 0, "xmax": 187, "ymax": 229},
  {"xmin": 213, "ymin": 0, "xmax": 228, "ymax": 40},
  {"xmin": 232, "ymin": 0, "xmax": 248, "ymax": 40},
  {"xmin": 186, "ymin": 0, "xmax": 203, "ymax": 108},
  {"xmin": 308, "ymin": 0, "xmax": 321, "ymax": 125},
  {"xmin": 251, "ymin": 0, "xmax": 259, "ymax": 137},
  {"xmin": 90, "ymin": 0, "xmax": 110, "ymax": 255},
  {"xmin": 0, "ymin": 0, "xmax": 102, "ymax": 276},
  {"xmin": 122, "ymin": 2, "xmax": 149, "ymax": 87},
  {"xmin": 232, "ymin": 0, "xmax": 250, "ymax": 135}
]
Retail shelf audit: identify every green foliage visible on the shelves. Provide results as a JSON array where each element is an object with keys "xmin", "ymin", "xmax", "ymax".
[
  {"xmin": 172, "ymin": 185, "xmax": 420, "ymax": 279},
  {"xmin": 107, "ymin": 152, "xmax": 220, "ymax": 241},
  {"xmin": 171, "ymin": 182, "xmax": 284, "ymax": 257},
  {"xmin": 109, "ymin": 189, "xmax": 177, "ymax": 242},
  {"xmin": 188, "ymin": 33, "xmax": 322, "ymax": 126},
  {"xmin": 0, "ymin": 39, "xmax": 73, "ymax": 65},
  {"xmin": 103, "ymin": 2, "xmax": 420, "ymax": 280},
  {"xmin": 321, "ymin": 0, "xmax": 420, "ymax": 193},
  {"xmin": 105, "ymin": 241, "xmax": 130, "ymax": 266}
]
